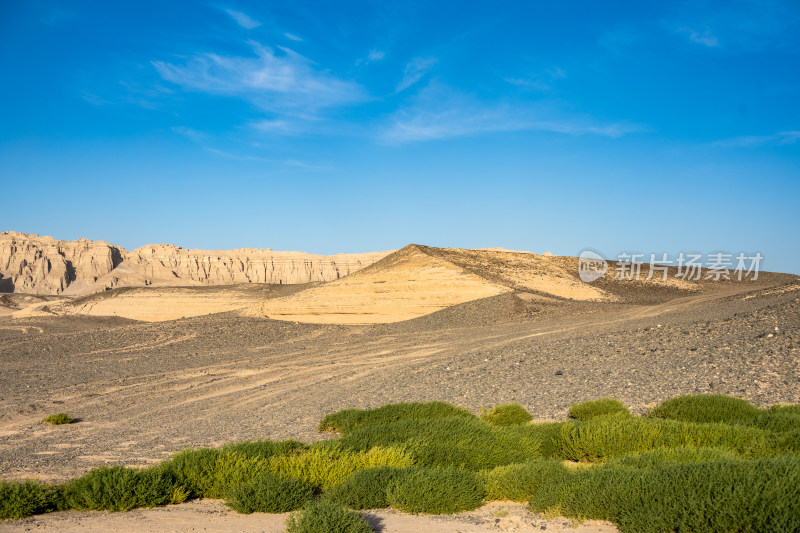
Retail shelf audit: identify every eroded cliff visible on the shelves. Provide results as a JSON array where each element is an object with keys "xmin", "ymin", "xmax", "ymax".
[{"xmin": 0, "ymin": 232, "xmax": 390, "ymax": 295}]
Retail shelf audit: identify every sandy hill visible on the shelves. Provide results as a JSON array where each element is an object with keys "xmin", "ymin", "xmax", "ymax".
[
  {"xmin": 0, "ymin": 232, "xmax": 390, "ymax": 296},
  {"xmin": 10, "ymin": 242, "xmax": 781, "ymax": 324},
  {"xmin": 243, "ymin": 244, "xmax": 707, "ymax": 324}
]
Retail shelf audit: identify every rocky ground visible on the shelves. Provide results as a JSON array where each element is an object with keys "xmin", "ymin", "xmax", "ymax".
[
  {"xmin": 0, "ymin": 276, "xmax": 799, "ymax": 532},
  {"xmin": 0, "ymin": 278, "xmax": 798, "ymax": 483}
]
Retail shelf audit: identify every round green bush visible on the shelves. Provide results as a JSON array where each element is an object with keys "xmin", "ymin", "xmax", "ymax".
[
  {"xmin": 608, "ymin": 446, "xmax": 738, "ymax": 469},
  {"xmin": 648, "ymin": 394, "xmax": 760, "ymax": 424},
  {"xmin": 483, "ymin": 459, "xmax": 571, "ymax": 502},
  {"xmin": 41, "ymin": 413, "xmax": 73, "ymax": 425},
  {"xmin": 286, "ymin": 500, "xmax": 374, "ymax": 533},
  {"xmin": 386, "ymin": 468, "xmax": 484, "ymax": 514},
  {"xmin": 0, "ymin": 480, "xmax": 62, "ymax": 519},
  {"xmin": 163, "ymin": 447, "xmax": 220, "ymax": 498},
  {"xmin": 221, "ymin": 439, "xmax": 308, "ymax": 459},
  {"xmin": 337, "ymin": 416, "xmax": 542, "ymax": 471},
  {"xmin": 569, "ymin": 399, "xmax": 630, "ymax": 421},
  {"xmin": 225, "ymin": 473, "xmax": 314, "ymax": 513},
  {"xmin": 62, "ymin": 466, "xmax": 176, "ymax": 511},
  {"xmin": 319, "ymin": 401, "xmax": 475, "ymax": 434},
  {"xmin": 743, "ymin": 412, "xmax": 800, "ymax": 433},
  {"xmin": 480, "ymin": 404, "xmax": 533, "ymax": 426},
  {"xmin": 324, "ymin": 467, "xmax": 414, "ymax": 509}
]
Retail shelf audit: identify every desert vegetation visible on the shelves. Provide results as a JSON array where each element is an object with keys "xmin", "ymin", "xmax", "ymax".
[
  {"xmin": 3, "ymin": 395, "xmax": 800, "ymax": 532},
  {"xmin": 40, "ymin": 413, "xmax": 73, "ymax": 425}
]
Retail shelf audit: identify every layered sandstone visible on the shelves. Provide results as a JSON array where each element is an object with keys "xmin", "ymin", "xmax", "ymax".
[
  {"xmin": 0, "ymin": 232, "xmax": 390, "ymax": 296},
  {"xmin": 0, "ymin": 232, "xmax": 124, "ymax": 295}
]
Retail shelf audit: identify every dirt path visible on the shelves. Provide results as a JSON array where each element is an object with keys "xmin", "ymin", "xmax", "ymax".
[{"xmin": 0, "ymin": 500, "xmax": 618, "ymax": 533}]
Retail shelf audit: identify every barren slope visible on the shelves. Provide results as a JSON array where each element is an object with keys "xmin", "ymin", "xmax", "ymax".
[
  {"xmin": 245, "ymin": 245, "xmax": 708, "ymax": 324},
  {"xmin": 31, "ymin": 285, "xmax": 309, "ymax": 322},
  {"xmin": 246, "ymin": 245, "xmax": 514, "ymax": 324}
]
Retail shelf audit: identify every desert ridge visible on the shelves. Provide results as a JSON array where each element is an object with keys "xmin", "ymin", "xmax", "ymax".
[
  {"xmin": 0, "ymin": 231, "xmax": 390, "ymax": 296},
  {"xmin": 6, "ymin": 242, "xmax": 742, "ymax": 324}
]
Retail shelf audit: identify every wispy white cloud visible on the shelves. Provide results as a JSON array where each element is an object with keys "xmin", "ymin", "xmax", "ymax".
[
  {"xmin": 283, "ymin": 158, "xmax": 334, "ymax": 171},
  {"xmin": 678, "ymin": 27, "xmax": 720, "ymax": 47},
  {"xmin": 356, "ymin": 49, "xmax": 386, "ymax": 66},
  {"xmin": 283, "ymin": 32, "xmax": 303, "ymax": 42},
  {"xmin": 381, "ymin": 82, "xmax": 643, "ymax": 144},
  {"xmin": 713, "ymin": 131, "xmax": 800, "ymax": 147},
  {"xmin": 204, "ymin": 147, "xmax": 271, "ymax": 161},
  {"xmin": 82, "ymin": 93, "xmax": 110, "ymax": 106},
  {"xmin": 250, "ymin": 118, "xmax": 308, "ymax": 136},
  {"xmin": 505, "ymin": 67, "xmax": 567, "ymax": 91},
  {"xmin": 171, "ymin": 126, "xmax": 207, "ymax": 143},
  {"xmin": 153, "ymin": 41, "xmax": 365, "ymax": 115},
  {"xmin": 395, "ymin": 57, "xmax": 437, "ymax": 92},
  {"xmin": 224, "ymin": 9, "xmax": 261, "ymax": 29},
  {"xmin": 667, "ymin": 1, "xmax": 800, "ymax": 51},
  {"xmin": 172, "ymin": 126, "xmax": 276, "ymax": 162}
]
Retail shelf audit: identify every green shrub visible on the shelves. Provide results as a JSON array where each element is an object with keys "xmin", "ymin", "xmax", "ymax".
[
  {"xmin": 741, "ymin": 411, "xmax": 800, "ymax": 433},
  {"xmin": 319, "ymin": 402, "xmax": 475, "ymax": 434},
  {"xmin": 337, "ymin": 416, "xmax": 541, "ymax": 471},
  {"xmin": 41, "ymin": 413, "xmax": 73, "ymax": 425},
  {"xmin": 607, "ymin": 446, "xmax": 738, "ymax": 469},
  {"xmin": 774, "ymin": 428, "xmax": 800, "ymax": 455},
  {"xmin": 770, "ymin": 403, "xmax": 800, "ymax": 416},
  {"xmin": 324, "ymin": 467, "xmax": 415, "ymax": 509},
  {"xmin": 569, "ymin": 398, "xmax": 629, "ymax": 421},
  {"xmin": 221, "ymin": 439, "xmax": 308, "ymax": 459},
  {"xmin": 552, "ymin": 466, "xmax": 647, "ymax": 522},
  {"xmin": 529, "ymin": 458, "xmax": 800, "ymax": 533},
  {"xmin": 0, "ymin": 480, "xmax": 62, "ymax": 519},
  {"xmin": 386, "ymin": 468, "xmax": 484, "ymax": 514},
  {"xmin": 224, "ymin": 473, "xmax": 313, "ymax": 513},
  {"xmin": 483, "ymin": 459, "xmax": 571, "ymax": 502},
  {"xmin": 286, "ymin": 500, "xmax": 374, "ymax": 533},
  {"xmin": 524, "ymin": 422, "xmax": 565, "ymax": 459},
  {"xmin": 62, "ymin": 465, "xmax": 177, "ymax": 511},
  {"xmin": 164, "ymin": 448, "xmax": 272, "ymax": 499},
  {"xmin": 268, "ymin": 445, "xmax": 413, "ymax": 490},
  {"xmin": 648, "ymin": 394, "xmax": 760, "ymax": 424},
  {"xmin": 480, "ymin": 404, "xmax": 533, "ymax": 426},
  {"xmin": 619, "ymin": 458, "xmax": 800, "ymax": 533},
  {"xmin": 558, "ymin": 412, "xmax": 772, "ymax": 462},
  {"xmin": 164, "ymin": 447, "xmax": 219, "ymax": 498}
]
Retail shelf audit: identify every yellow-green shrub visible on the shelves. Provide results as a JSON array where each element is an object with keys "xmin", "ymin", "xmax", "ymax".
[{"xmin": 268, "ymin": 445, "xmax": 414, "ymax": 490}]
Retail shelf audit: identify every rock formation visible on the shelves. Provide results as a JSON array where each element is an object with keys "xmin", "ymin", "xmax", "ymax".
[{"xmin": 0, "ymin": 232, "xmax": 390, "ymax": 295}]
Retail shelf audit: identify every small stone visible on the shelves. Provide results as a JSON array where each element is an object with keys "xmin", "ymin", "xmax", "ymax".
[{"xmin": 555, "ymin": 370, "xmax": 564, "ymax": 376}]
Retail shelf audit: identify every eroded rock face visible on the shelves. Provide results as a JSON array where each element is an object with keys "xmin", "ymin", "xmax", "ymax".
[
  {"xmin": 0, "ymin": 232, "xmax": 124, "ymax": 294},
  {"xmin": 0, "ymin": 232, "xmax": 389, "ymax": 295},
  {"xmin": 121, "ymin": 244, "xmax": 388, "ymax": 286}
]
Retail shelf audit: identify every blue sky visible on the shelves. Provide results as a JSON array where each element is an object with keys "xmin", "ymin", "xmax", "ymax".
[{"xmin": 1, "ymin": 1, "xmax": 799, "ymax": 273}]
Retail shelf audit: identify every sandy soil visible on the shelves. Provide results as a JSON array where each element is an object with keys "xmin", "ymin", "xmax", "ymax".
[{"xmin": 0, "ymin": 501, "xmax": 617, "ymax": 533}]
